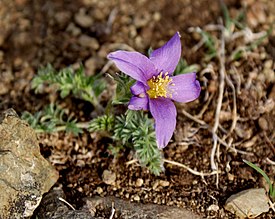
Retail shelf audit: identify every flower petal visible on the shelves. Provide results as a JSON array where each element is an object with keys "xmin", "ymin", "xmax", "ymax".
[
  {"xmin": 130, "ymin": 81, "xmax": 146, "ymax": 95},
  {"xmin": 108, "ymin": 51, "xmax": 156, "ymax": 84},
  {"xmin": 170, "ymin": 72, "xmax": 201, "ymax": 103},
  {"xmin": 128, "ymin": 96, "xmax": 149, "ymax": 111},
  {"xmin": 149, "ymin": 32, "xmax": 181, "ymax": 75},
  {"xmin": 149, "ymin": 98, "xmax": 176, "ymax": 148}
]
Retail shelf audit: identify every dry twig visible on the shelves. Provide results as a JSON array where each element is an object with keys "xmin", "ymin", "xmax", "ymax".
[
  {"xmin": 224, "ymin": 74, "xmax": 238, "ymax": 138},
  {"xmin": 197, "ymin": 92, "xmax": 214, "ymax": 118},
  {"xmin": 126, "ymin": 158, "xmax": 218, "ymax": 182},
  {"xmin": 269, "ymin": 199, "xmax": 275, "ymax": 213},
  {"xmin": 180, "ymin": 109, "xmax": 253, "ymax": 156},
  {"xmin": 211, "ymin": 23, "xmax": 226, "ymax": 172},
  {"xmin": 263, "ymin": 132, "xmax": 275, "ymax": 155},
  {"xmin": 109, "ymin": 202, "xmax": 116, "ymax": 219},
  {"xmin": 181, "ymin": 109, "xmax": 206, "ymax": 126},
  {"xmin": 163, "ymin": 159, "xmax": 218, "ymax": 178},
  {"xmin": 58, "ymin": 197, "xmax": 76, "ymax": 211},
  {"xmin": 266, "ymin": 158, "xmax": 275, "ymax": 165}
]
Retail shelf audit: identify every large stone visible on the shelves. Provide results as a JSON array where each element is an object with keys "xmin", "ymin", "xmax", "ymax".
[
  {"xmin": 84, "ymin": 196, "xmax": 202, "ymax": 219},
  {"xmin": 34, "ymin": 189, "xmax": 201, "ymax": 219},
  {"xmin": 33, "ymin": 187, "xmax": 68, "ymax": 218},
  {"xmin": 0, "ymin": 109, "xmax": 59, "ymax": 219},
  {"xmin": 225, "ymin": 188, "xmax": 270, "ymax": 218},
  {"xmin": 33, "ymin": 188, "xmax": 100, "ymax": 219}
]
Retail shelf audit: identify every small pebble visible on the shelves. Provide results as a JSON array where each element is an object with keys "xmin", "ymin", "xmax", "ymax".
[
  {"xmin": 55, "ymin": 11, "xmax": 71, "ymax": 27},
  {"xmin": 78, "ymin": 35, "xmax": 99, "ymax": 50},
  {"xmin": 136, "ymin": 178, "xmax": 144, "ymax": 187},
  {"xmin": 227, "ymin": 173, "xmax": 235, "ymax": 181},
  {"xmin": 77, "ymin": 187, "xmax": 83, "ymax": 192},
  {"xmin": 96, "ymin": 187, "xmax": 103, "ymax": 194},
  {"xmin": 264, "ymin": 60, "xmax": 273, "ymax": 69},
  {"xmin": 74, "ymin": 10, "xmax": 93, "ymax": 28},
  {"xmin": 258, "ymin": 117, "xmax": 268, "ymax": 130},
  {"xmin": 153, "ymin": 12, "xmax": 161, "ymax": 21},
  {"xmin": 102, "ymin": 170, "xmax": 116, "ymax": 185},
  {"xmin": 125, "ymin": 193, "xmax": 130, "ymax": 199},
  {"xmin": 85, "ymin": 57, "xmax": 96, "ymax": 75},
  {"xmin": 152, "ymin": 180, "xmax": 159, "ymax": 190},
  {"xmin": 159, "ymin": 180, "xmax": 170, "ymax": 187},
  {"xmin": 133, "ymin": 195, "xmax": 140, "ymax": 201},
  {"xmin": 207, "ymin": 204, "xmax": 219, "ymax": 212},
  {"xmin": 66, "ymin": 23, "xmax": 81, "ymax": 36}
]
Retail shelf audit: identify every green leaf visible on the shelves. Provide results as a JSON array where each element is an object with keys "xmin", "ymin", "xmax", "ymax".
[
  {"xmin": 113, "ymin": 110, "xmax": 163, "ymax": 175},
  {"xmin": 174, "ymin": 58, "xmax": 199, "ymax": 75},
  {"xmin": 22, "ymin": 104, "xmax": 84, "ymax": 135},
  {"xmin": 31, "ymin": 64, "xmax": 105, "ymax": 111},
  {"xmin": 89, "ymin": 115, "xmax": 115, "ymax": 132},
  {"xmin": 243, "ymin": 159, "xmax": 274, "ymax": 200},
  {"xmin": 147, "ymin": 47, "xmax": 153, "ymax": 56},
  {"xmin": 112, "ymin": 73, "xmax": 134, "ymax": 105}
]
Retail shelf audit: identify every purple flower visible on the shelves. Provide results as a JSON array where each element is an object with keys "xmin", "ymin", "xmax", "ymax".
[{"xmin": 107, "ymin": 32, "xmax": 201, "ymax": 148}]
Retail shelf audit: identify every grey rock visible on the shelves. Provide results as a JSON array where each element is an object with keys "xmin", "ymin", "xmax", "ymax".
[
  {"xmin": 58, "ymin": 210, "xmax": 99, "ymax": 219},
  {"xmin": 84, "ymin": 196, "xmax": 202, "ymax": 219},
  {"xmin": 225, "ymin": 188, "xmax": 270, "ymax": 218},
  {"xmin": 0, "ymin": 109, "xmax": 59, "ymax": 219},
  {"xmin": 34, "ymin": 188, "xmax": 101, "ymax": 219},
  {"xmin": 35, "ymin": 188, "xmax": 201, "ymax": 219},
  {"xmin": 33, "ymin": 187, "xmax": 68, "ymax": 219}
]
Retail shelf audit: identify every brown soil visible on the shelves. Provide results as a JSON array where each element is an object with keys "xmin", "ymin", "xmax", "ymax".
[{"xmin": 0, "ymin": 0, "xmax": 274, "ymax": 218}]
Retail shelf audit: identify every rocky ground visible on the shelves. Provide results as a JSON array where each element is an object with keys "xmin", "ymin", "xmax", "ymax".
[{"xmin": 0, "ymin": 0, "xmax": 274, "ymax": 218}]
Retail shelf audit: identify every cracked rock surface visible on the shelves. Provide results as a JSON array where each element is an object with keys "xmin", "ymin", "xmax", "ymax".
[
  {"xmin": 0, "ymin": 109, "xmax": 59, "ymax": 219},
  {"xmin": 34, "ymin": 187, "xmax": 201, "ymax": 219},
  {"xmin": 225, "ymin": 188, "xmax": 270, "ymax": 218}
]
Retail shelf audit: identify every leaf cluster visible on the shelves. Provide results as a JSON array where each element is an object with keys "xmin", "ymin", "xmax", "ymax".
[
  {"xmin": 111, "ymin": 73, "xmax": 135, "ymax": 105},
  {"xmin": 22, "ymin": 104, "xmax": 82, "ymax": 135},
  {"xmin": 89, "ymin": 110, "xmax": 163, "ymax": 175},
  {"xmin": 31, "ymin": 64, "xmax": 105, "ymax": 109},
  {"xmin": 26, "ymin": 60, "xmax": 164, "ymax": 175},
  {"xmin": 89, "ymin": 114, "xmax": 115, "ymax": 133}
]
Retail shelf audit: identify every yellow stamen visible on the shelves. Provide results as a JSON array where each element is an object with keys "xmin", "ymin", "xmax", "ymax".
[{"xmin": 146, "ymin": 72, "xmax": 174, "ymax": 98}]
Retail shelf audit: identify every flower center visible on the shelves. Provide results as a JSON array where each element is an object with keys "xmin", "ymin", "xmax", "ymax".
[{"xmin": 146, "ymin": 72, "xmax": 174, "ymax": 98}]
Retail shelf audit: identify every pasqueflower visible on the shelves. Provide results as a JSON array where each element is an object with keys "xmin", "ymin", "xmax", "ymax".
[{"xmin": 107, "ymin": 32, "xmax": 201, "ymax": 148}]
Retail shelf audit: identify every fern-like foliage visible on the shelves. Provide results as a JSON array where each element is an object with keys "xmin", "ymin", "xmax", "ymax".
[
  {"xmin": 114, "ymin": 110, "xmax": 163, "ymax": 175},
  {"xmin": 21, "ymin": 104, "xmax": 83, "ymax": 135},
  {"xmin": 89, "ymin": 114, "xmax": 115, "ymax": 132},
  {"xmin": 27, "ymin": 64, "xmax": 164, "ymax": 175},
  {"xmin": 31, "ymin": 64, "xmax": 105, "ymax": 111},
  {"xmin": 111, "ymin": 73, "xmax": 135, "ymax": 105},
  {"xmin": 89, "ymin": 110, "xmax": 163, "ymax": 175}
]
